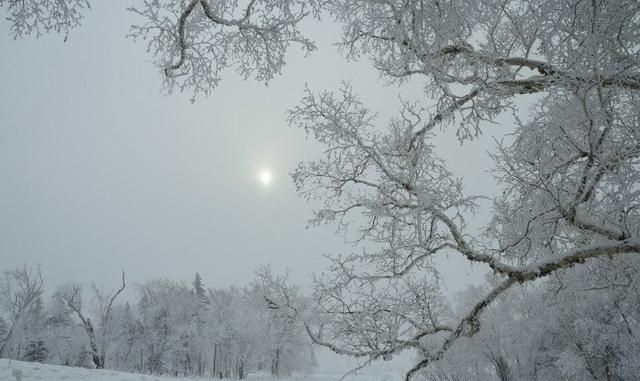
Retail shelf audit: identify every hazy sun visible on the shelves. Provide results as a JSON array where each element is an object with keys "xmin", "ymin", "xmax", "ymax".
[{"xmin": 258, "ymin": 170, "xmax": 273, "ymax": 186}]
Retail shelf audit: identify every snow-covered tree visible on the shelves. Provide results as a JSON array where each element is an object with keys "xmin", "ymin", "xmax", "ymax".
[
  {"xmin": 192, "ymin": 273, "xmax": 210, "ymax": 307},
  {"xmin": 89, "ymin": 273, "xmax": 127, "ymax": 369},
  {"xmin": 42, "ymin": 296, "xmax": 77, "ymax": 366},
  {"xmin": 206, "ymin": 286, "xmax": 265, "ymax": 379},
  {"xmin": 285, "ymin": 2, "xmax": 639, "ymax": 378},
  {"xmin": 54, "ymin": 272, "xmax": 125, "ymax": 369},
  {"xmin": 252, "ymin": 266, "xmax": 316, "ymax": 377},
  {"xmin": 188, "ymin": 273, "xmax": 210, "ymax": 375},
  {"xmin": 0, "ymin": 266, "xmax": 44, "ymax": 360},
  {"xmin": 136, "ymin": 279, "xmax": 201, "ymax": 376}
]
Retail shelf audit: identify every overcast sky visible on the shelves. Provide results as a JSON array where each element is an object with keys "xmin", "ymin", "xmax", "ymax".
[{"xmin": 0, "ymin": 2, "xmax": 521, "ymax": 297}]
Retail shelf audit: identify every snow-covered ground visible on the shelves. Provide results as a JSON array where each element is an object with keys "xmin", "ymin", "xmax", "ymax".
[{"xmin": 0, "ymin": 356, "xmax": 410, "ymax": 381}]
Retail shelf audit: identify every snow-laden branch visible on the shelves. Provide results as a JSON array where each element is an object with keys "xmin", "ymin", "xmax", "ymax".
[
  {"xmin": 128, "ymin": 0, "xmax": 321, "ymax": 99},
  {"xmin": 0, "ymin": 0, "xmax": 90, "ymax": 38}
]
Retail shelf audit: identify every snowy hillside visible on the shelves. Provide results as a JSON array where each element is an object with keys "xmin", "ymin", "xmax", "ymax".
[{"xmin": 0, "ymin": 359, "xmax": 406, "ymax": 381}]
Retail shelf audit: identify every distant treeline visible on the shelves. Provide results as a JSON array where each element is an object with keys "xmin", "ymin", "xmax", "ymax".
[{"xmin": 0, "ymin": 265, "xmax": 314, "ymax": 379}]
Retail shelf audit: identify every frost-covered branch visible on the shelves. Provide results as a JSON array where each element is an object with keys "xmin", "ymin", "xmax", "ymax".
[
  {"xmin": 128, "ymin": 0, "xmax": 322, "ymax": 99},
  {"xmin": 0, "ymin": 0, "xmax": 90, "ymax": 38}
]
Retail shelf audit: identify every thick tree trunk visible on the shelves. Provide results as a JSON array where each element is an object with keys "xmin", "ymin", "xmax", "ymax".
[{"xmin": 85, "ymin": 318, "xmax": 103, "ymax": 369}]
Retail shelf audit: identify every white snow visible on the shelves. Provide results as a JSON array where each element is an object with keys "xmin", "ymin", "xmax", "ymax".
[{"xmin": 0, "ymin": 358, "xmax": 409, "ymax": 381}]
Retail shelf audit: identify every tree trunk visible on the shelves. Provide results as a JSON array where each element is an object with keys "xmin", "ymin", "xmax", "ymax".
[
  {"xmin": 212, "ymin": 343, "xmax": 218, "ymax": 378},
  {"xmin": 272, "ymin": 347, "xmax": 281, "ymax": 377},
  {"xmin": 85, "ymin": 318, "xmax": 103, "ymax": 369},
  {"xmin": 237, "ymin": 358, "xmax": 245, "ymax": 380}
]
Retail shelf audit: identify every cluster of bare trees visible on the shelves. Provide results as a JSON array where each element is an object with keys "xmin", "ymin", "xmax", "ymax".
[
  {"xmin": 0, "ymin": 266, "xmax": 315, "ymax": 379},
  {"xmin": 2, "ymin": 0, "xmax": 640, "ymax": 379}
]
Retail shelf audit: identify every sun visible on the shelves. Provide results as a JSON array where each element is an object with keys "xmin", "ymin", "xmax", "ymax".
[{"xmin": 258, "ymin": 170, "xmax": 273, "ymax": 186}]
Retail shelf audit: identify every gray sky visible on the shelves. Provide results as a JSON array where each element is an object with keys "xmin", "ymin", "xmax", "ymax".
[{"xmin": 0, "ymin": 2, "xmax": 517, "ymax": 296}]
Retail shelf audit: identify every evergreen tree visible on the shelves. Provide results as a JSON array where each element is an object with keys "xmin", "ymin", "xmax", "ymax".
[
  {"xmin": 22, "ymin": 340, "xmax": 48, "ymax": 362},
  {"xmin": 192, "ymin": 273, "xmax": 209, "ymax": 305}
]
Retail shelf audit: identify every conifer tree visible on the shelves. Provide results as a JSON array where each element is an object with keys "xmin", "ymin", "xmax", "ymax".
[
  {"xmin": 192, "ymin": 273, "xmax": 209, "ymax": 306},
  {"xmin": 22, "ymin": 340, "xmax": 48, "ymax": 362}
]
